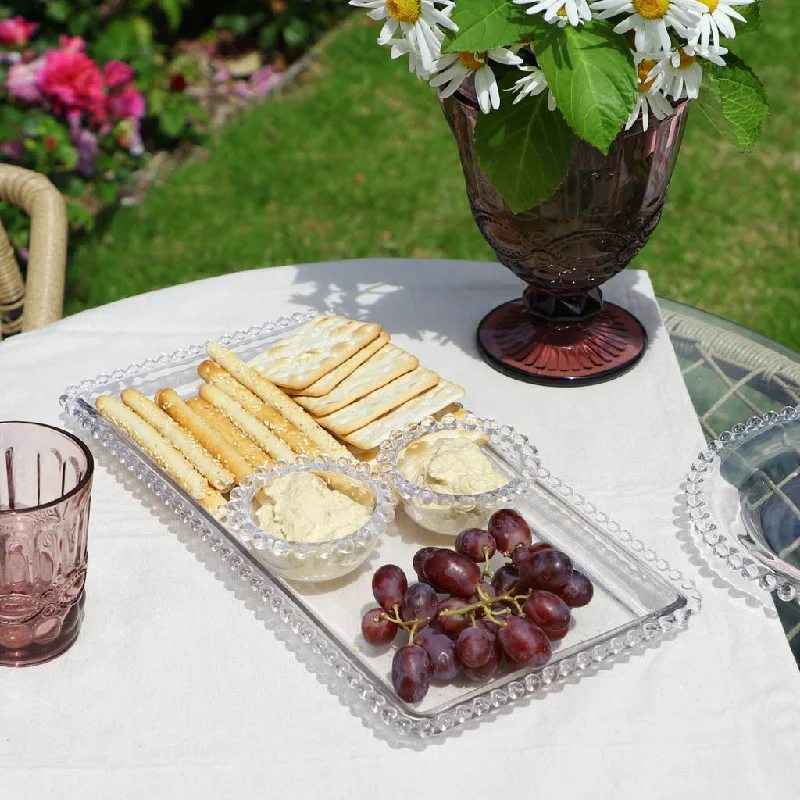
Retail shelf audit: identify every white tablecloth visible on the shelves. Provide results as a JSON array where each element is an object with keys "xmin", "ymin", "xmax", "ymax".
[{"xmin": 1, "ymin": 260, "xmax": 798, "ymax": 799}]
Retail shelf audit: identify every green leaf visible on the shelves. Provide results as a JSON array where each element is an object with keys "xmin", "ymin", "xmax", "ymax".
[
  {"xmin": 696, "ymin": 52, "xmax": 769, "ymax": 150},
  {"xmin": 738, "ymin": 1, "xmax": 762, "ymax": 31},
  {"xmin": 46, "ymin": 0, "xmax": 71, "ymax": 22},
  {"xmin": 260, "ymin": 23, "xmax": 279, "ymax": 50},
  {"xmin": 159, "ymin": 105, "xmax": 186, "ymax": 138},
  {"xmin": 284, "ymin": 19, "xmax": 310, "ymax": 47},
  {"xmin": 533, "ymin": 19, "xmax": 637, "ymax": 154},
  {"xmin": 95, "ymin": 180, "xmax": 119, "ymax": 205},
  {"xmin": 474, "ymin": 79, "xmax": 575, "ymax": 213},
  {"xmin": 443, "ymin": 0, "xmax": 534, "ymax": 54},
  {"xmin": 159, "ymin": 0, "xmax": 185, "ymax": 31}
]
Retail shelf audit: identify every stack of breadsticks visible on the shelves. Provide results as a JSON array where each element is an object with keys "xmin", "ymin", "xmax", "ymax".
[{"xmin": 96, "ymin": 315, "xmax": 465, "ymax": 519}]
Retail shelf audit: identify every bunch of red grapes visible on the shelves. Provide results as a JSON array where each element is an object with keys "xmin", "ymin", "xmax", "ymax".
[{"xmin": 360, "ymin": 508, "xmax": 595, "ymax": 703}]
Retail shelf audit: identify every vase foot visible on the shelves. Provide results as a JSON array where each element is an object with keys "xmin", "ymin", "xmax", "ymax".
[{"xmin": 476, "ymin": 298, "xmax": 648, "ymax": 386}]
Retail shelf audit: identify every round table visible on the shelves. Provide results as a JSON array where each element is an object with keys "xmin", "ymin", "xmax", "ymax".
[{"xmin": 2, "ymin": 260, "xmax": 799, "ymax": 800}]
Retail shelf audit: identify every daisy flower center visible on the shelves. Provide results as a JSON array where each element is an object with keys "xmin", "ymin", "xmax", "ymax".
[
  {"xmin": 458, "ymin": 51, "xmax": 486, "ymax": 70},
  {"xmin": 701, "ymin": 0, "xmax": 719, "ymax": 10},
  {"xmin": 637, "ymin": 58, "xmax": 659, "ymax": 90},
  {"xmin": 678, "ymin": 49, "xmax": 696, "ymax": 69},
  {"xmin": 386, "ymin": 0, "xmax": 422, "ymax": 24},
  {"xmin": 632, "ymin": 0, "xmax": 672, "ymax": 20}
]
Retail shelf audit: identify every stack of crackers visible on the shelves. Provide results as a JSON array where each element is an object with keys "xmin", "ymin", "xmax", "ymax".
[
  {"xmin": 249, "ymin": 315, "xmax": 464, "ymax": 454},
  {"xmin": 94, "ymin": 314, "xmax": 465, "ymax": 520}
]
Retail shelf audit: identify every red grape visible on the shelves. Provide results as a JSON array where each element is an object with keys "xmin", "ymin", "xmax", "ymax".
[
  {"xmin": 543, "ymin": 622, "xmax": 570, "ymax": 641},
  {"xmin": 392, "ymin": 645, "xmax": 431, "ymax": 703},
  {"xmin": 491, "ymin": 564, "xmax": 520, "ymax": 595},
  {"xmin": 557, "ymin": 570, "xmax": 594, "ymax": 608},
  {"xmin": 512, "ymin": 542, "xmax": 553, "ymax": 568},
  {"xmin": 401, "ymin": 582, "xmax": 439, "ymax": 625},
  {"xmin": 456, "ymin": 626, "xmax": 494, "ymax": 668},
  {"xmin": 434, "ymin": 597, "xmax": 471, "ymax": 636},
  {"xmin": 478, "ymin": 615, "xmax": 502, "ymax": 637},
  {"xmin": 465, "ymin": 636, "xmax": 502, "ymax": 680},
  {"xmin": 425, "ymin": 550, "xmax": 481, "ymax": 598},
  {"xmin": 455, "ymin": 528, "xmax": 497, "ymax": 563},
  {"xmin": 522, "ymin": 590, "xmax": 571, "ymax": 631},
  {"xmin": 498, "ymin": 617, "xmax": 552, "ymax": 665},
  {"xmin": 489, "ymin": 509, "xmax": 532, "ymax": 555},
  {"xmin": 372, "ymin": 564, "xmax": 407, "ymax": 610},
  {"xmin": 413, "ymin": 547, "xmax": 439, "ymax": 583},
  {"xmin": 519, "ymin": 549, "xmax": 573, "ymax": 591},
  {"xmin": 361, "ymin": 607, "xmax": 398, "ymax": 646},
  {"xmin": 417, "ymin": 631, "xmax": 461, "ymax": 680}
]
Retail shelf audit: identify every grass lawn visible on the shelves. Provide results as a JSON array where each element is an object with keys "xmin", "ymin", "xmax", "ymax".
[{"xmin": 65, "ymin": 5, "xmax": 800, "ymax": 350}]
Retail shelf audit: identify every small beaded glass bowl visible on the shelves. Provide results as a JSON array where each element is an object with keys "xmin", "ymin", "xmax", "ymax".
[
  {"xmin": 377, "ymin": 414, "xmax": 539, "ymax": 535},
  {"xmin": 226, "ymin": 455, "xmax": 395, "ymax": 582}
]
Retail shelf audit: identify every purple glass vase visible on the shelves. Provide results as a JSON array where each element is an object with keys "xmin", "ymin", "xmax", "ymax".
[{"xmin": 440, "ymin": 85, "xmax": 689, "ymax": 385}]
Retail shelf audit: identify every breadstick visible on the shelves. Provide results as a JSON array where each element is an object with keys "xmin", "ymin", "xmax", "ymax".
[
  {"xmin": 96, "ymin": 395, "xmax": 226, "ymax": 518},
  {"xmin": 121, "ymin": 389, "xmax": 235, "ymax": 492},
  {"xmin": 198, "ymin": 361, "xmax": 320, "ymax": 456},
  {"xmin": 155, "ymin": 389, "xmax": 253, "ymax": 482},
  {"xmin": 198, "ymin": 384, "xmax": 296, "ymax": 461},
  {"xmin": 186, "ymin": 397, "xmax": 273, "ymax": 469},
  {"xmin": 206, "ymin": 342, "xmax": 350, "ymax": 458}
]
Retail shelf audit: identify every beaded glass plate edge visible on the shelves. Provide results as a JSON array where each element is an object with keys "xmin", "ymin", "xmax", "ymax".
[
  {"xmin": 59, "ymin": 309, "xmax": 702, "ymax": 742},
  {"xmin": 685, "ymin": 406, "xmax": 800, "ymax": 608}
]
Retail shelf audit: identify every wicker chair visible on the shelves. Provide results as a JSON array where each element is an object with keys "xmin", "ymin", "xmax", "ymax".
[{"xmin": 0, "ymin": 165, "xmax": 67, "ymax": 340}]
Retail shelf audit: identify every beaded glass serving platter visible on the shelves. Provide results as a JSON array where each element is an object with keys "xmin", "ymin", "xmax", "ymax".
[{"xmin": 60, "ymin": 311, "xmax": 701, "ymax": 741}]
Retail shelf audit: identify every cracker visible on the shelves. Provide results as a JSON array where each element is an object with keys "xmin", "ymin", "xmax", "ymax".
[
  {"xmin": 185, "ymin": 397, "xmax": 273, "ymax": 469},
  {"xmin": 155, "ymin": 389, "xmax": 254, "ymax": 483},
  {"xmin": 292, "ymin": 332, "xmax": 390, "ymax": 397},
  {"xmin": 246, "ymin": 314, "xmax": 382, "ymax": 390},
  {"xmin": 121, "ymin": 389, "xmax": 235, "ymax": 492},
  {"xmin": 198, "ymin": 360, "xmax": 320, "ymax": 456},
  {"xmin": 96, "ymin": 395, "xmax": 226, "ymax": 517},
  {"xmin": 315, "ymin": 367, "xmax": 439, "ymax": 436},
  {"xmin": 342, "ymin": 380, "xmax": 466, "ymax": 451},
  {"xmin": 295, "ymin": 344, "xmax": 418, "ymax": 416},
  {"xmin": 206, "ymin": 342, "xmax": 350, "ymax": 458},
  {"xmin": 198, "ymin": 383, "xmax": 296, "ymax": 461}
]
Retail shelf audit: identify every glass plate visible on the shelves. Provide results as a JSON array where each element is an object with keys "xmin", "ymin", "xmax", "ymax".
[
  {"xmin": 686, "ymin": 407, "xmax": 800, "ymax": 611},
  {"xmin": 60, "ymin": 311, "xmax": 701, "ymax": 742}
]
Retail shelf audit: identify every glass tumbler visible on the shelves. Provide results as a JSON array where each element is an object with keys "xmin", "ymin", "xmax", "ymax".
[{"xmin": 0, "ymin": 421, "xmax": 94, "ymax": 666}]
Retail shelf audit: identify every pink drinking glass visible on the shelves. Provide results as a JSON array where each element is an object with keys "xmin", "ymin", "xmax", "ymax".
[{"xmin": 0, "ymin": 421, "xmax": 93, "ymax": 666}]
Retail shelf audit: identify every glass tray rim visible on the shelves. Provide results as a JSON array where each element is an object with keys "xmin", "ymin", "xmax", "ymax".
[
  {"xmin": 685, "ymin": 406, "xmax": 800, "ymax": 607},
  {"xmin": 59, "ymin": 310, "xmax": 703, "ymax": 741}
]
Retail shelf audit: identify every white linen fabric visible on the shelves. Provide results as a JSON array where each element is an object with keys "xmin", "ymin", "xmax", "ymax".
[{"xmin": 1, "ymin": 260, "xmax": 798, "ymax": 800}]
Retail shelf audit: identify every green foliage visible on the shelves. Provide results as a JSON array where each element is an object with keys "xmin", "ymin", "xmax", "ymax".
[
  {"xmin": 738, "ymin": 1, "xmax": 763, "ymax": 31},
  {"xmin": 474, "ymin": 78, "xmax": 575, "ymax": 212},
  {"xmin": 444, "ymin": 0, "xmax": 533, "ymax": 54},
  {"xmin": 532, "ymin": 20, "xmax": 637, "ymax": 154},
  {"xmin": 696, "ymin": 53, "xmax": 769, "ymax": 150}
]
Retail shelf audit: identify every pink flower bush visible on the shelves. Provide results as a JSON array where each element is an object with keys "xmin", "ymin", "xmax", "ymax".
[
  {"xmin": 7, "ymin": 57, "xmax": 44, "ymax": 104},
  {"xmin": 104, "ymin": 60, "xmax": 135, "ymax": 90},
  {"xmin": 0, "ymin": 17, "xmax": 38, "ymax": 49},
  {"xmin": 37, "ymin": 49, "xmax": 107, "ymax": 124},
  {"xmin": 106, "ymin": 86, "xmax": 146, "ymax": 120}
]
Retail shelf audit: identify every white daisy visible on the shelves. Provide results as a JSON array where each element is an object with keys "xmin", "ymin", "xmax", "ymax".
[
  {"xmin": 591, "ymin": 0, "xmax": 706, "ymax": 53},
  {"xmin": 625, "ymin": 56, "xmax": 674, "ymax": 130},
  {"xmin": 647, "ymin": 47, "xmax": 704, "ymax": 100},
  {"xmin": 508, "ymin": 65, "xmax": 558, "ymax": 109},
  {"xmin": 430, "ymin": 48, "xmax": 523, "ymax": 114},
  {"xmin": 349, "ymin": 0, "xmax": 457, "ymax": 72},
  {"xmin": 514, "ymin": 0, "xmax": 593, "ymax": 27},
  {"xmin": 386, "ymin": 33, "xmax": 442, "ymax": 79},
  {"xmin": 689, "ymin": 0, "xmax": 754, "ymax": 51}
]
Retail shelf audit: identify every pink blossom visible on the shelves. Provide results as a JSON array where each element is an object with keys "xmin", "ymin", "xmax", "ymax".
[
  {"xmin": 59, "ymin": 36, "xmax": 85, "ymax": 53},
  {"xmin": 37, "ymin": 49, "xmax": 106, "ymax": 124},
  {"xmin": 103, "ymin": 60, "xmax": 134, "ymax": 90},
  {"xmin": 106, "ymin": 86, "xmax": 146, "ymax": 120},
  {"xmin": 7, "ymin": 57, "xmax": 44, "ymax": 104},
  {"xmin": 0, "ymin": 17, "xmax": 38, "ymax": 49}
]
